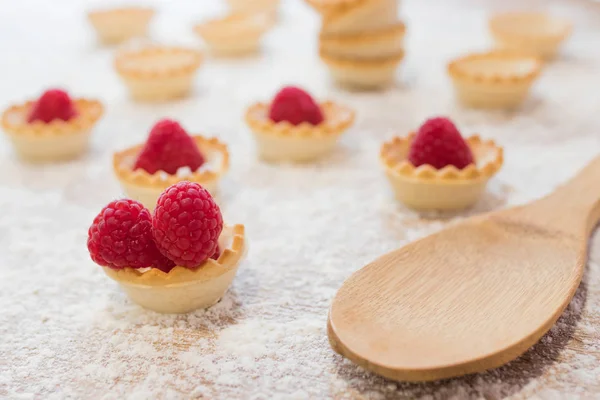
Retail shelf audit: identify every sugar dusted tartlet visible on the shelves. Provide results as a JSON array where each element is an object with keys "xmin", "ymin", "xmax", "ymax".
[
  {"xmin": 88, "ymin": 182, "xmax": 246, "ymax": 314},
  {"xmin": 113, "ymin": 119, "xmax": 228, "ymax": 211},
  {"xmin": 380, "ymin": 117, "xmax": 503, "ymax": 211},
  {"xmin": 194, "ymin": 12, "xmax": 272, "ymax": 56},
  {"xmin": 245, "ymin": 86, "xmax": 355, "ymax": 162},
  {"xmin": 489, "ymin": 12, "xmax": 572, "ymax": 60},
  {"xmin": 448, "ymin": 51, "xmax": 543, "ymax": 109},
  {"xmin": 1, "ymin": 89, "xmax": 103, "ymax": 162},
  {"xmin": 114, "ymin": 45, "xmax": 203, "ymax": 102},
  {"xmin": 88, "ymin": 7, "xmax": 155, "ymax": 45}
]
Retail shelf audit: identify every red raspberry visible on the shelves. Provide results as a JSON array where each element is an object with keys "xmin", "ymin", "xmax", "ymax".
[
  {"xmin": 152, "ymin": 182, "xmax": 223, "ymax": 268},
  {"xmin": 27, "ymin": 89, "xmax": 78, "ymax": 123},
  {"xmin": 408, "ymin": 117, "xmax": 474, "ymax": 170},
  {"xmin": 268, "ymin": 86, "xmax": 324, "ymax": 126},
  {"xmin": 210, "ymin": 245, "xmax": 221, "ymax": 260},
  {"xmin": 133, "ymin": 119, "xmax": 205, "ymax": 175},
  {"xmin": 87, "ymin": 199, "xmax": 175, "ymax": 271}
]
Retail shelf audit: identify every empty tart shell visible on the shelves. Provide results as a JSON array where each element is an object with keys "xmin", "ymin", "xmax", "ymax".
[
  {"xmin": 103, "ymin": 224, "xmax": 246, "ymax": 314},
  {"xmin": 448, "ymin": 51, "xmax": 543, "ymax": 109},
  {"xmin": 489, "ymin": 13, "xmax": 572, "ymax": 59},
  {"xmin": 226, "ymin": 0, "xmax": 280, "ymax": 19},
  {"xmin": 320, "ymin": 0, "xmax": 399, "ymax": 35},
  {"xmin": 88, "ymin": 7, "xmax": 154, "ymax": 45},
  {"xmin": 305, "ymin": 0, "xmax": 366, "ymax": 14},
  {"xmin": 1, "ymin": 99, "xmax": 104, "ymax": 163},
  {"xmin": 320, "ymin": 23, "xmax": 405, "ymax": 59},
  {"xmin": 194, "ymin": 13, "xmax": 272, "ymax": 56},
  {"xmin": 114, "ymin": 46, "xmax": 203, "ymax": 102},
  {"xmin": 245, "ymin": 101, "xmax": 355, "ymax": 162},
  {"xmin": 113, "ymin": 135, "xmax": 229, "ymax": 211},
  {"xmin": 320, "ymin": 50, "xmax": 404, "ymax": 89},
  {"xmin": 380, "ymin": 134, "xmax": 503, "ymax": 211}
]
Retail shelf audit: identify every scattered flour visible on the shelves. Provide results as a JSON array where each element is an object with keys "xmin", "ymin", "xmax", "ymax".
[{"xmin": 2, "ymin": 0, "xmax": 600, "ymax": 399}]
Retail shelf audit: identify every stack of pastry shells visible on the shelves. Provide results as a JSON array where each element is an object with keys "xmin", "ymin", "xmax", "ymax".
[{"xmin": 307, "ymin": 0, "xmax": 405, "ymax": 89}]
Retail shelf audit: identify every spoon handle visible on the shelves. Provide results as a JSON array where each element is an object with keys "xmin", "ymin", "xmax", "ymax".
[{"xmin": 517, "ymin": 155, "xmax": 600, "ymax": 238}]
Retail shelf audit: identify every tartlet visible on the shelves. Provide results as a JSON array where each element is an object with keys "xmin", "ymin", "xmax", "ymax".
[
  {"xmin": 103, "ymin": 224, "xmax": 246, "ymax": 314},
  {"xmin": 380, "ymin": 133, "xmax": 503, "ymax": 211},
  {"xmin": 489, "ymin": 12, "xmax": 572, "ymax": 59},
  {"xmin": 87, "ymin": 7, "xmax": 155, "ymax": 45},
  {"xmin": 320, "ymin": 23, "xmax": 405, "ymax": 59},
  {"xmin": 113, "ymin": 136, "xmax": 229, "ymax": 211},
  {"xmin": 114, "ymin": 46, "xmax": 203, "ymax": 102},
  {"xmin": 226, "ymin": 0, "xmax": 280, "ymax": 18},
  {"xmin": 245, "ymin": 100, "xmax": 355, "ymax": 162},
  {"xmin": 194, "ymin": 13, "xmax": 272, "ymax": 56},
  {"xmin": 319, "ymin": 0, "xmax": 399, "ymax": 35},
  {"xmin": 1, "ymin": 98, "xmax": 103, "ymax": 162},
  {"xmin": 320, "ymin": 51, "xmax": 404, "ymax": 89},
  {"xmin": 447, "ymin": 51, "xmax": 543, "ymax": 109}
]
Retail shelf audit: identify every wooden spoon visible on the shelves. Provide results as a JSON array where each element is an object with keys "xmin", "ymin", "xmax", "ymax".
[{"xmin": 328, "ymin": 155, "xmax": 600, "ymax": 382}]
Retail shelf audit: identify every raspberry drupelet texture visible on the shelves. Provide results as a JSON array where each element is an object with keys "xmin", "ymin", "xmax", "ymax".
[
  {"xmin": 152, "ymin": 181, "xmax": 223, "ymax": 268},
  {"xmin": 268, "ymin": 86, "xmax": 324, "ymax": 126},
  {"xmin": 27, "ymin": 89, "xmax": 78, "ymax": 123},
  {"xmin": 408, "ymin": 117, "xmax": 474, "ymax": 170},
  {"xmin": 87, "ymin": 199, "xmax": 175, "ymax": 271},
  {"xmin": 133, "ymin": 119, "xmax": 205, "ymax": 175}
]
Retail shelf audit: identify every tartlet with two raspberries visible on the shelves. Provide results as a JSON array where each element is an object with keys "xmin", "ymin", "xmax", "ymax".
[
  {"xmin": 113, "ymin": 119, "xmax": 229, "ymax": 211},
  {"xmin": 245, "ymin": 86, "xmax": 355, "ymax": 162},
  {"xmin": 88, "ymin": 181, "xmax": 246, "ymax": 314},
  {"xmin": 1, "ymin": 89, "xmax": 103, "ymax": 162},
  {"xmin": 381, "ymin": 117, "xmax": 503, "ymax": 211}
]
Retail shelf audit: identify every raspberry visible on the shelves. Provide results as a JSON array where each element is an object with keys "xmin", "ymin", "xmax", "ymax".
[
  {"xmin": 87, "ymin": 199, "xmax": 175, "ymax": 271},
  {"xmin": 27, "ymin": 89, "xmax": 78, "ymax": 123},
  {"xmin": 268, "ymin": 86, "xmax": 324, "ymax": 126},
  {"xmin": 408, "ymin": 117, "xmax": 474, "ymax": 170},
  {"xmin": 152, "ymin": 182, "xmax": 223, "ymax": 268},
  {"xmin": 133, "ymin": 119, "xmax": 205, "ymax": 175},
  {"xmin": 210, "ymin": 245, "xmax": 221, "ymax": 260}
]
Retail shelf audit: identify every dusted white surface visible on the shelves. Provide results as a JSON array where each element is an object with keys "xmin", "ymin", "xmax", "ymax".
[{"xmin": 1, "ymin": 0, "xmax": 600, "ymax": 398}]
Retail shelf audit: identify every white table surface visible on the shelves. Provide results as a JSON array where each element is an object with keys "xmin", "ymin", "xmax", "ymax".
[{"xmin": 1, "ymin": 0, "xmax": 600, "ymax": 398}]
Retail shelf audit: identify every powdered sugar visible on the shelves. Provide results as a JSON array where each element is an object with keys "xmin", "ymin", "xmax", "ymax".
[{"xmin": 2, "ymin": 0, "xmax": 600, "ymax": 399}]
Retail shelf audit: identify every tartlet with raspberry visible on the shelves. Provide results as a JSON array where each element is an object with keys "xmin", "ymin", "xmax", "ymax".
[
  {"xmin": 113, "ymin": 119, "xmax": 229, "ymax": 211},
  {"xmin": 114, "ymin": 45, "xmax": 203, "ymax": 102},
  {"xmin": 380, "ymin": 117, "xmax": 503, "ymax": 211},
  {"xmin": 245, "ymin": 86, "xmax": 355, "ymax": 162},
  {"xmin": 1, "ymin": 89, "xmax": 103, "ymax": 162},
  {"xmin": 447, "ymin": 51, "xmax": 543, "ymax": 109},
  {"xmin": 88, "ymin": 7, "xmax": 155, "ymax": 45},
  {"xmin": 88, "ymin": 182, "xmax": 246, "ymax": 314}
]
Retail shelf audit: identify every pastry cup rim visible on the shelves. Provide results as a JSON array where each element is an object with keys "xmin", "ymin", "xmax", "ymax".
[
  {"xmin": 319, "ymin": 50, "xmax": 405, "ymax": 68},
  {"xmin": 113, "ymin": 135, "xmax": 229, "ymax": 188},
  {"xmin": 319, "ymin": 22, "xmax": 405, "ymax": 43},
  {"xmin": 380, "ymin": 133, "xmax": 504, "ymax": 183},
  {"xmin": 88, "ymin": 7, "xmax": 155, "ymax": 21},
  {"xmin": 489, "ymin": 12, "xmax": 572, "ymax": 42},
  {"xmin": 245, "ymin": 101, "xmax": 355, "ymax": 138},
  {"xmin": 1, "ymin": 98, "xmax": 104, "ymax": 137},
  {"xmin": 102, "ymin": 224, "xmax": 245, "ymax": 287},
  {"xmin": 193, "ymin": 13, "xmax": 271, "ymax": 40},
  {"xmin": 447, "ymin": 51, "xmax": 543, "ymax": 84},
  {"xmin": 114, "ymin": 46, "xmax": 203, "ymax": 79}
]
